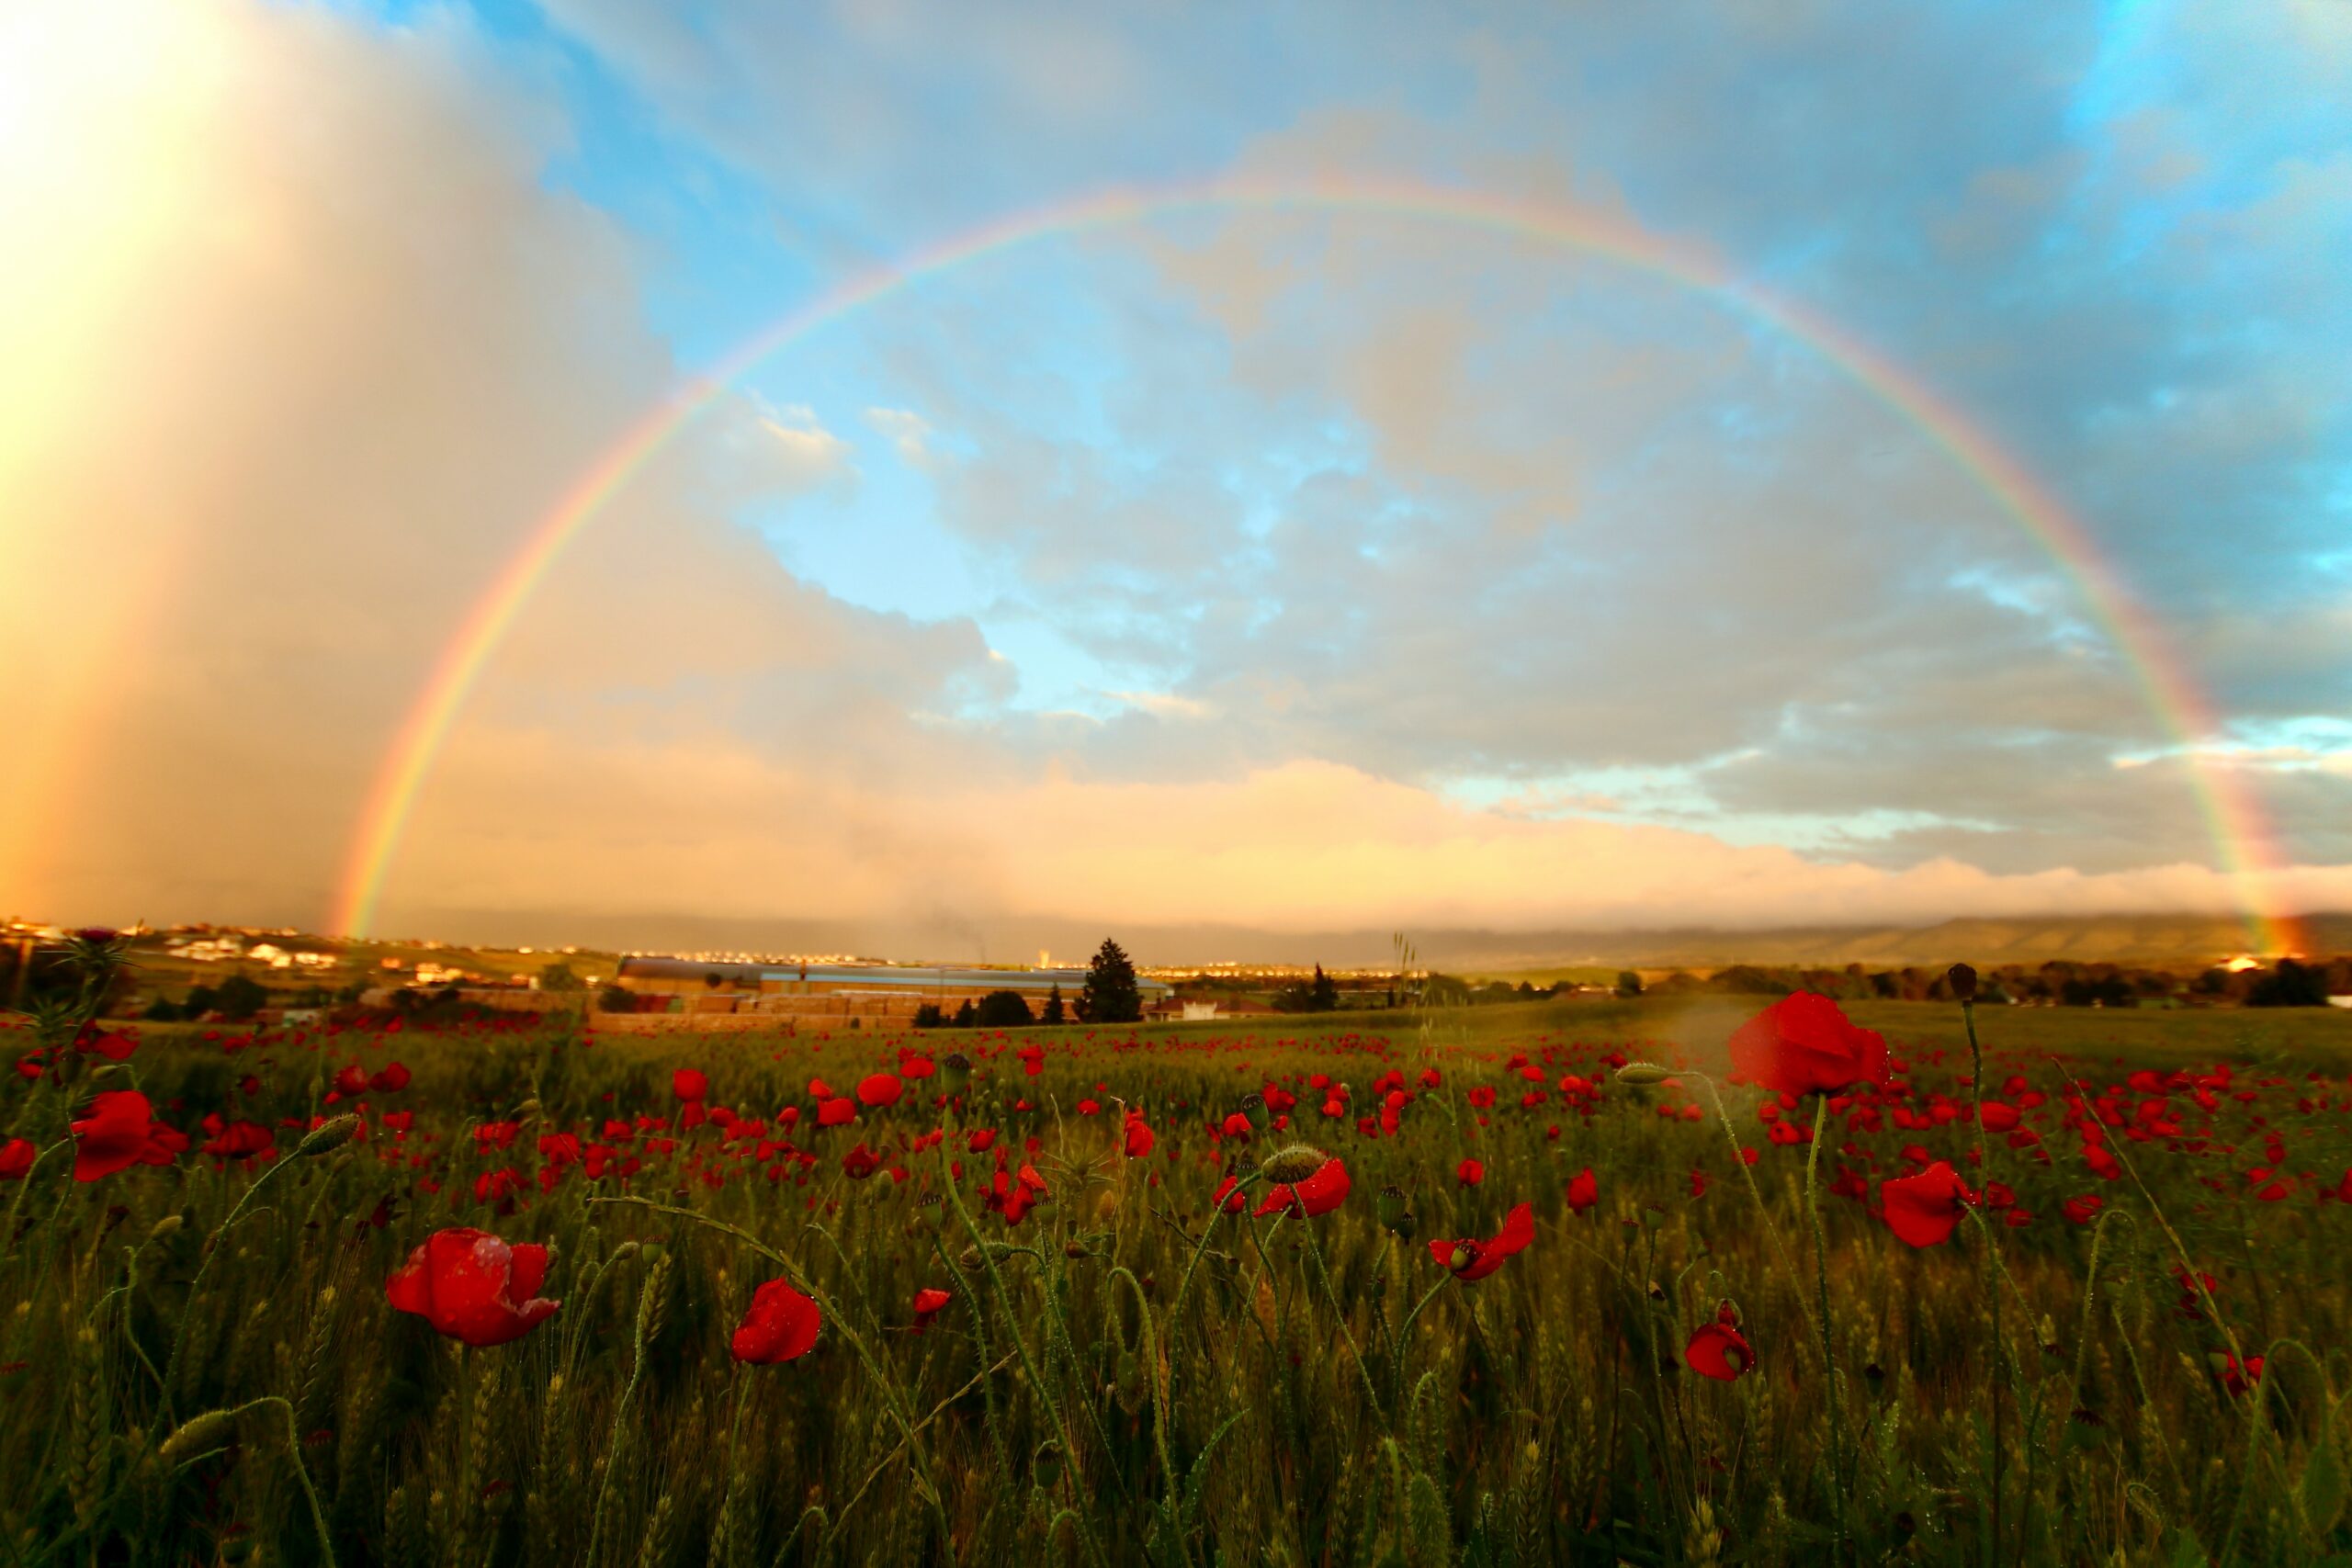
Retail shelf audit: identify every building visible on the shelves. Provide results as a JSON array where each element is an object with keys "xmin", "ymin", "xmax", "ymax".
[{"xmin": 612, "ymin": 957, "xmax": 1169, "ymax": 1025}]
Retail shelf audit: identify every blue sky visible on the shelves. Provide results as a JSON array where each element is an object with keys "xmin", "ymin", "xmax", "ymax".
[{"xmin": 3, "ymin": 0, "xmax": 2347, "ymax": 946}]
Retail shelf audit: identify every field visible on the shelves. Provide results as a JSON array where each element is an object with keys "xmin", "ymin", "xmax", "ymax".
[{"xmin": 5, "ymin": 945, "xmax": 2352, "ymax": 1566}]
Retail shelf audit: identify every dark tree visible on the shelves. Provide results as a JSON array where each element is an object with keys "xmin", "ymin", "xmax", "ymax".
[
  {"xmin": 1615, "ymin": 970, "xmax": 1645, "ymax": 998},
  {"xmin": 974, "ymin": 989, "xmax": 1035, "ymax": 1028},
  {"xmin": 912, "ymin": 1003, "xmax": 945, "ymax": 1030},
  {"xmin": 597, "ymin": 984, "xmax": 636, "ymax": 1014},
  {"xmin": 952, "ymin": 999, "xmax": 978, "ymax": 1028},
  {"xmin": 2247, "ymin": 958, "xmax": 2328, "ymax": 1008},
  {"xmin": 214, "ymin": 972, "xmax": 268, "ymax": 1022},
  {"xmin": 1042, "ymin": 984, "xmax": 1066, "ymax": 1025},
  {"xmin": 1079, "ymin": 938, "xmax": 1142, "ymax": 1024},
  {"xmin": 1310, "ymin": 964, "xmax": 1340, "ymax": 1011},
  {"xmin": 537, "ymin": 962, "xmax": 584, "ymax": 992}
]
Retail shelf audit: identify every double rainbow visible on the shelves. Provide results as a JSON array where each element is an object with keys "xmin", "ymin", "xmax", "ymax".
[{"xmin": 330, "ymin": 174, "xmax": 2304, "ymax": 953}]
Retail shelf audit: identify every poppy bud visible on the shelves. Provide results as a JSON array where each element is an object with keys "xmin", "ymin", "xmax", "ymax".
[
  {"xmin": 940, "ymin": 1054, "xmax": 971, "ymax": 1095},
  {"xmin": 1614, "ymin": 1062, "xmax": 1672, "ymax": 1086},
  {"xmin": 1948, "ymin": 964, "xmax": 1979, "ymax": 1002},
  {"xmin": 158, "ymin": 1408, "xmax": 241, "ymax": 1463},
  {"xmin": 294, "ymin": 1114, "xmax": 361, "ymax": 1158},
  {"xmin": 1863, "ymin": 1361, "xmax": 1887, "ymax": 1399},
  {"xmin": 1260, "ymin": 1144, "xmax": 1329, "ymax": 1185},
  {"xmin": 146, "ymin": 1213, "xmax": 186, "ymax": 1244},
  {"xmin": 1032, "ymin": 1439, "xmax": 1064, "ymax": 1489},
  {"xmin": 1238, "ymin": 1092, "xmax": 1271, "ymax": 1136}
]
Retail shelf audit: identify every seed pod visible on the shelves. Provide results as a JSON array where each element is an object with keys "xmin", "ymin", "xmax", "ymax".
[
  {"xmin": 940, "ymin": 1054, "xmax": 972, "ymax": 1095},
  {"xmin": 1260, "ymin": 1144, "xmax": 1329, "ymax": 1185},
  {"xmin": 1947, "ymin": 963, "xmax": 1979, "ymax": 1001},
  {"xmin": 1237, "ymin": 1091, "xmax": 1271, "ymax": 1136}
]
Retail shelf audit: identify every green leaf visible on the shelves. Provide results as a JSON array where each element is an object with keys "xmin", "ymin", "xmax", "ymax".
[{"xmin": 2302, "ymin": 1412, "xmax": 2347, "ymax": 1537}]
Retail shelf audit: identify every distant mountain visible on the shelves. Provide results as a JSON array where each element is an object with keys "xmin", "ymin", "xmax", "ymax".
[
  {"xmin": 1433, "ymin": 911, "xmax": 2352, "ymax": 974},
  {"xmin": 369, "ymin": 903, "xmax": 2348, "ymax": 974}
]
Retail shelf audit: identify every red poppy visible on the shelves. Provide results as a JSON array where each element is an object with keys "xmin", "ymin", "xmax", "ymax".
[
  {"xmin": 1726, "ymin": 993, "xmax": 1890, "ymax": 1097},
  {"xmin": 1881, "ymin": 1161, "xmax": 1974, "ymax": 1248},
  {"xmin": 1123, "ymin": 1114, "xmax": 1155, "ymax": 1158},
  {"xmin": 1566, "ymin": 1167, "xmax": 1599, "ymax": 1214},
  {"xmin": 201, "ymin": 1120, "xmax": 277, "ymax": 1165},
  {"xmin": 0, "ymin": 1139, "xmax": 34, "ymax": 1180},
  {"xmin": 1456, "ymin": 1158, "xmax": 1485, "ymax": 1187},
  {"xmin": 1255, "ymin": 1156, "xmax": 1349, "ymax": 1218},
  {"xmin": 75, "ymin": 1030, "xmax": 138, "ymax": 1063},
  {"xmin": 1210, "ymin": 1174, "xmax": 1249, "ymax": 1213},
  {"xmin": 673, "ymin": 1069, "xmax": 708, "ymax": 1102},
  {"xmin": 370, "ymin": 1062, "xmax": 412, "ymax": 1093},
  {"xmin": 842, "ymin": 1143, "xmax": 881, "ymax": 1179},
  {"xmin": 385, "ymin": 1228, "xmax": 561, "ymax": 1347},
  {"xmin": 817, "ymin": 1097, "xmax": 856, "ymax": 1128},
  {"xmin": 1686, "ymin": 1321, "xmax": 1754, "ymax": 1381},
  {"xmin": 732, "ymin": 1280, "xmax": 822, "ymax": 1364},
  {"xmin": 71, "ymin": 1091, "xmax": 185, "ymax": 1182},
  {"xmin": 2061, "ymin": 1193, "xmax": 2104, "ymax": 1225},
  {"xmin": 1979, "ymin": 1101, "xmax": 2020, "ymax": 1133},
  {"xmin": 1428, "ymin": 1201, "xmax": 1534, "ymax": 1281},
  {"xmin": 333, "ymin": 1065, "xmax": 369, "ymax": 1098},
  {"xmin": 856, "ymin": 1073, "xmax": 903, "ymax": 1108},
  {"xmin": 911, "ymin": 1287, "xmax": 952, "ymax": 1334},
  {"xmin": 2215, "ymin": 1352, "xmax": 2264, "ymax": 1397}
]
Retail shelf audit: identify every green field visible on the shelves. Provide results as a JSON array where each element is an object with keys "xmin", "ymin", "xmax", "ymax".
[{"xmin": 4, "ymin": 969, "xmax": 2349, "ymax": 1565}]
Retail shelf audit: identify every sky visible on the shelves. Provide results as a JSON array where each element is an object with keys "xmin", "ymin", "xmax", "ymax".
[{"xmin": 2, "ymin": 0, "xmax": 2348, "ymax": 959}]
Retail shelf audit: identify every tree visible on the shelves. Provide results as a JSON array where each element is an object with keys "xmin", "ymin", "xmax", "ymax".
[
  {"xmin": 537, "ymin": 962, "xmax": 584, "ymax": 992},
  {"xmin": 1078, "ymin": 938, "xmax": 1142, "ymax": 1024},
  {"xmin": 974, "ymin": 989, "xmax": 1034, "ymax": 1028},
  {"xmin": 1616, "ymin": 970, "xmax": 1644, "ymax": 998},
  {"xmin": 2247, "ymin": 958, "xmax": 2327, "ymax": 1008},
  {"xmin": 597, "ymin": 984, "xmax": 636, "ymax": 1014},
  {"xmin": 912, "ymin": 1003, "xmax": 945, "ymax": 1030},
  {"xmin": 1311, "ymin": 964, "xmax": 1340, "ymax": 1011},
  {"xmin": 215, "ymin": 973, "xmax": 268, "ymax": 1022},
  {"xmin": 1042, "ymin": 984, "xmax": 1066, "ymax": 1025},
  {"xmin": 952, "ymin": 999, "xmax": 978, "ymax": 1028}
]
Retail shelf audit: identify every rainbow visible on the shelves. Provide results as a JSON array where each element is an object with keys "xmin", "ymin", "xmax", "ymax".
[{"xmin": 331, "ymin": 173, "xmax": 2306, "ymax": 953}]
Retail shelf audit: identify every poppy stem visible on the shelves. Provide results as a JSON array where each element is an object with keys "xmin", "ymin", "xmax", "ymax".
[
  {"xmin": 1299, "ymin": 1222, "xmax": 1385, "ymax": 1424},
  {"xmin": 1962, "ymin": 998, "xmax": 2003, "ymax": 1568},
  {"xmin": 1804, "ymin": 1093, "xmax": 1852, "ymax": 1561}
]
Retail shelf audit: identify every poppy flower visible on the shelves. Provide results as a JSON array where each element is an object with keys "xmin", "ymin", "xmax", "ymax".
[
  {"xmin": 1686, "ymin": 1321, "xmax": 1754, "ymax": 1382},
  {"xmin": 1726, "ymin": 993, "xmax": 1890, "ymax": 1097},
  {"xmin": 1428, "ymin": 1201, "xmax": 1534, "ymax": 1281},
  {"xmin": 911, "ymin": 1287, "xmax": 952, "ymax": 1334},
  {"xmin": 201, "ymin": 1120, "xmax": 277, "ymax": 1165},
  {"xmin": 817, "ymin": 1097, "xmax": 856, "ymax": 1128},
  {"xmin": 370, "ymin": 1062, "xmax": 412, "ymax": 1093},
  {"xmin": 333, "ymin": 1065, "xmax": 369, "ymax": 1098},
  {"xmin": 75, "ymin": 1030, "xmax": 138, "ymax": 1063},
  {"xmin": 1566, "ymin": 1167, "xmax": 1599, "ymax": 1214},
  {"xmin": 856, "ymin": 1073, "xmax": 903, "ymax": 1108},
  {"xmin": 1882, "ymin": 1161, "xmax": 1974, "ymax": 1248},
  {"xmin": 673, "ymin": 1069, "xmax": 708, "ymax": 1102},
  {"xmin": 385, "ymin": 1228, "xmax": 561, "ymax": 1347},
  {"xmin": 1210, "ymin": 1174, "xmax": 1249, "ymax": 1213},
  {"xmin": 0, "ymin": 1139, "xmax": 34, "ymax": 1181},
  {"xmin": 71, "ymin": 1091, "xmax": 185, "ymax": 1182},
  {"xmin": 842, "ymin": 1143, "xmax": 881, "ymax": 1179},
  {"xmin": 2214, "ymin": 1353, "xmax": 2264, "ymax": 1398},
  {"xmin": 732, "ymin": 1280, "xmax": 821, "ymax": 1364},
  {"xmin": 2062, "ymin": 1193, "xmax": 2104, "ymax": 1226},
  {"xmin": 1979, "ymin": 1102, "xmax": 2020, "ymax": 1133},
  {"xmin": 1255, "ymin": 1153, "xmax": 1349, "ymax": 1218},
  {"xmin": 1123, "ymin": 1114, "xmax": 1155, "ymax": 1158},
  {"xmin": 1456, "ymin": 1158, "xmax": 1485, "ymax": 1187}
]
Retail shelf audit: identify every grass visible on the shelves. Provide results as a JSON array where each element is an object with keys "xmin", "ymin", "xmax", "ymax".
[{"xmin": 3, "ymin": 984, "xmax": 2349, "ymax": 1565}]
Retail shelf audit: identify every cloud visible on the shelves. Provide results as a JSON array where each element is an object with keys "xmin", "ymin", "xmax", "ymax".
[{"xmin": 864, "ymin": 406, "xmax": 934, "ymax": 467}]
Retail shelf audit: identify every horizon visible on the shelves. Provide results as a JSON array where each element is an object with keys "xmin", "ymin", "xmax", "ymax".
[{"xmin": 5, "ymin": 3, "xmax": 2350, "ymax": 951}]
